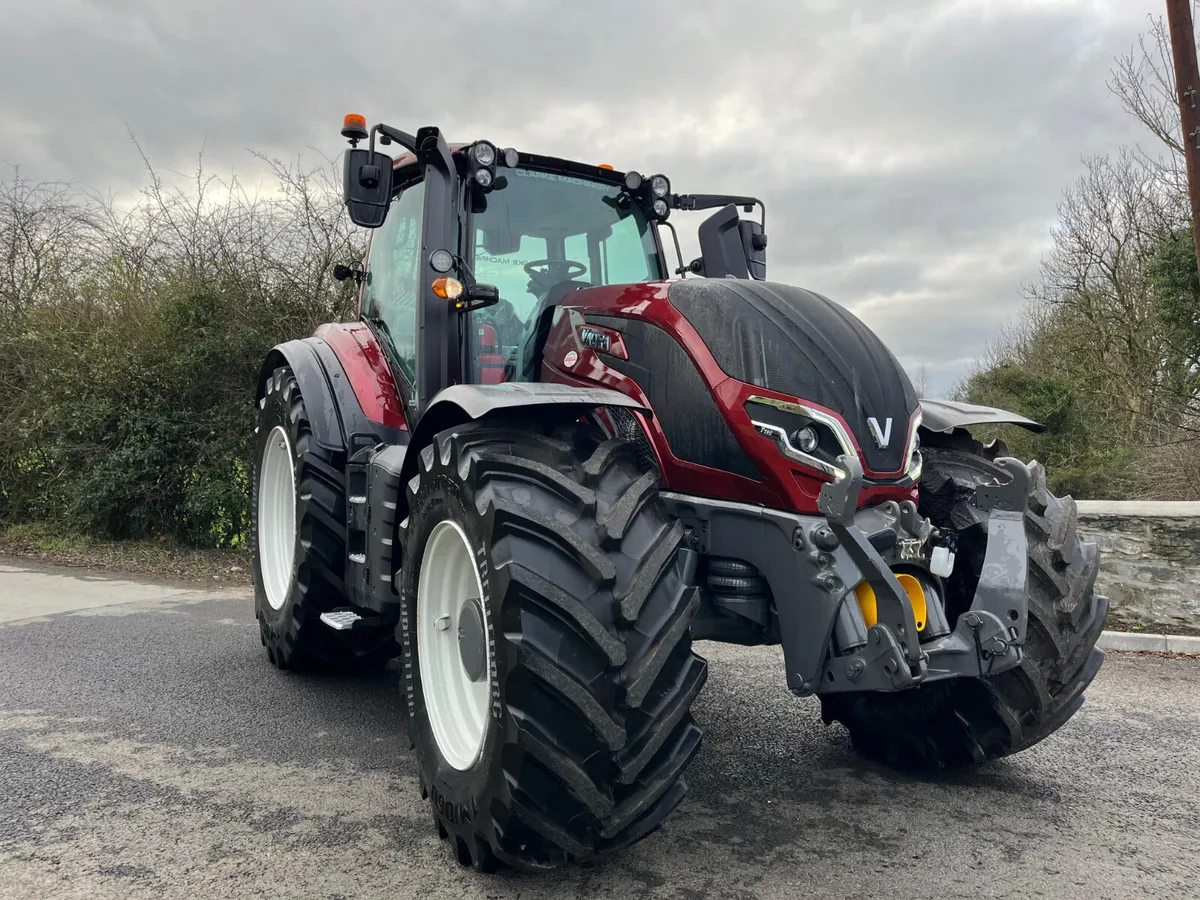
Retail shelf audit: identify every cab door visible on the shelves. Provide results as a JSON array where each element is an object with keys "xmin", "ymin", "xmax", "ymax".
[{"xmin": 360, "ymin": 178, "xmax": 427, "ymax": 419}]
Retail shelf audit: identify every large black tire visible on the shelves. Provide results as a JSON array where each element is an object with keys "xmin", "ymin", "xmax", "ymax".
[
  {"xmin": 397, "ymin": 417, "xmax": 707, "ymax": 870},
  {"xmin": 251, "ymin": 365, "xmax": 396, "ymax": 671},
  {"xmin": 820, "ymin": 438, "xmax": 1108, "ymax": 770}
]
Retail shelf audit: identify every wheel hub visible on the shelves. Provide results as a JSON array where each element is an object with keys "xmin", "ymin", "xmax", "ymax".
[{"xmin": 458, "ymin": 597, "xmax": 487, "ymax": 683}]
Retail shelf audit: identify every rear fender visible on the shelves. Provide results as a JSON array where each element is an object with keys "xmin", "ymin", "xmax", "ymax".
[{"xmin": 256, "ymin": 337, "xmax": 406, "ymax": 456}]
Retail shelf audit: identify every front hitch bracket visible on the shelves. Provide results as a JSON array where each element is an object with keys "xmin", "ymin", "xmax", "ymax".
[
  {"xmin": 818, "ymin": 455, "xmax": 926, "ymax": 679},
  {"xmin": 817, "ymin": 455, "xmax": 1034, "ymax": 693}
]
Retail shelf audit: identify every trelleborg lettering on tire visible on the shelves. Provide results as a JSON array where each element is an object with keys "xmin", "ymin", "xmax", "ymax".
[{"xmin": 404, "ymin": 457, "xmax": 497, "ymax": 829}]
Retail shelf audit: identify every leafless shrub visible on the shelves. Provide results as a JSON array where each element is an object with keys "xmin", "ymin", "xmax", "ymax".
[{"xmin": 0, "ymin": 145, "xmax": 365, "ymax": 544}]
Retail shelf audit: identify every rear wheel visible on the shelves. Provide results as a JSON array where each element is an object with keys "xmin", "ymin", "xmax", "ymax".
[
  {"xmin": 251, "ymin": 364, "xmax": 396, "ymax": 671},
  {"xmin": 820, "ymin": 437, "xmax": 1108, "ymax": 770},
  {"xmin": 398, "ymin": 417, "xmax": 707, "ymax": 870}
]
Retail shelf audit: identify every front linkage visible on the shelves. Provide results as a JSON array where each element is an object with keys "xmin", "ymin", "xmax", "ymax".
[
  {"xmin": 814, "ymin": 454, "xmax": 1031, "ymax": 695},
  {"xmin": 662, "ymin": 452, "xmax": 1033, "ymax": 699}
]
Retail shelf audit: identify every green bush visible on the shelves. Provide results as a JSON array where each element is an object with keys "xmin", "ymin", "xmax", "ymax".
[
  {"xmin": 0, "ymin": 159, "xmax": 362, "ymax": 547},
  {"xmin": 957, "ymin": 361, "xmax": 1135, "ymax": 500}
]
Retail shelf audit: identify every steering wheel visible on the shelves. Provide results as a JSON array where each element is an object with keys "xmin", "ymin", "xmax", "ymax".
[{"xmin": 523, "ymin": 258, "xmax": 587, "ymax": 287}]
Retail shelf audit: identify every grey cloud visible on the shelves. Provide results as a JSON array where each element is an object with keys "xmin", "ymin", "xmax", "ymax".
[{"xmin": 0, "ymin": 0, "xmax": 1165, "ymax": 396}]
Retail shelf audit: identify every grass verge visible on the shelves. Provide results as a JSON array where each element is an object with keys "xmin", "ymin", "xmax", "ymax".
[{"xmin": 0, "ymin": 523, "xmax": 252, "ymax": 586}]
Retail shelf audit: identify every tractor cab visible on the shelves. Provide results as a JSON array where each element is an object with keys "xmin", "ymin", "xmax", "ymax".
[{"xmin": 338, "ymin": 115, "xmax": 767, "ymax": 413}]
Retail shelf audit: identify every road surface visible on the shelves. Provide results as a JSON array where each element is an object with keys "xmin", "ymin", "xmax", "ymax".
[{"xmin": 2, "ymin": 558, "xmax": 1198, "ymax": 899}]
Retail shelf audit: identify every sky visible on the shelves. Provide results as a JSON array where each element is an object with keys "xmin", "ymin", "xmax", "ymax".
[{"xmin": 0, "ymin": 0, "xmax": 1170, "ymax": 396}]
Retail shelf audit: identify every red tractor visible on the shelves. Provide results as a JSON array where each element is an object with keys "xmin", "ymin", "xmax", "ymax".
[{"xmin": 251, "ymin": 115, "xmax": 1107, "ymax": 871}]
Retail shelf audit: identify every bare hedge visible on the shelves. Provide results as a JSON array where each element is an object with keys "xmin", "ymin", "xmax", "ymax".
[{"xmin": 0, "ymin": 156, "xmax": 362, "ymax": 547}]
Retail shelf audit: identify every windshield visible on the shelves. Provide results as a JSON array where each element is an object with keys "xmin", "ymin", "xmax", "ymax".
[
  {"xmin": 472, "ymin": 168, "xmax": 663, "ymax": 316},
  {"xmin": 467, "ymin": 167, "xmax": 664, "ymax": 383}
]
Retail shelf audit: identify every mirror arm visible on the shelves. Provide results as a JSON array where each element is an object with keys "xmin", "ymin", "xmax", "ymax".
[
  {"xmin": 673, "ymin": 193, "xmax": 766, "ymax": 230},
  {"xmin": 661, "ymin": 221, "xmax": 687, "ymax": 278},
  {"xmin": 373, "ymin": 124, "xmax": 419, "ymax": 155}
]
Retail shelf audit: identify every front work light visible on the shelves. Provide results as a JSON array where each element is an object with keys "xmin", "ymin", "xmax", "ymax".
[
  {"xmin": 622, "ymin": 170, "xmax": 672, "ymax": 219},
  {"xmin": 472, "ymin": 141, "xmax": 496, "ymax": 166},
  {"xmin": 468, "ymin": 140, "xmax": 498, "ymax": 193},
  {"xmin": 430, "ymin": 249, "xmax": 454, "ymax": 273}
]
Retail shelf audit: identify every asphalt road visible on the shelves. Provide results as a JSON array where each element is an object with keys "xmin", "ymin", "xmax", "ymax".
[{"xmin": 2, "ymin": 558, "xmax": 1199, "ymax": 900}]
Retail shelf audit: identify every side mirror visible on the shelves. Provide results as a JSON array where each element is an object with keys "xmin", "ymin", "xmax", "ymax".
[
  {"xmin": 343, "ymin": 148, "xmax": 393, "ymax": 228},
  {"xmin": 696, "ymin": 204, "xmax": 750, "ymax": 279},
  {"xmin": 454, "ymin": 282, "xmax": 501, "ymax": 313},
  {"xmin": 739, "ymin": 219, "xmax": 767, "ymax": 280}
]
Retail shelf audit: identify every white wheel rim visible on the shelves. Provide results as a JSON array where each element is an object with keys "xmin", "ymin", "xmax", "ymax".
[
  {"xmin": 417, "ymin": 519, "xmax": 491, "ymax": 771},
  {"xmin": 258, "ymin": 425, "xmax": 296, "ymax": 611}
]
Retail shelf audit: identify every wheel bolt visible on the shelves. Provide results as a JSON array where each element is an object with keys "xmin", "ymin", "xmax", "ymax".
[{"xmin": 435, "ymin": 614, "xmax": 451, "ymax": 632}]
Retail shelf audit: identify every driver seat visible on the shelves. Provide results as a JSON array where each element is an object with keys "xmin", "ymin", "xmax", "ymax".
[{"xmin": 514, "ymin": 279, "xmax": 591, "ymax": 382}]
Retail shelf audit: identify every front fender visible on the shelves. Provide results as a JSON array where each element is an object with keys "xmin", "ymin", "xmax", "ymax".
[
  {"xmin": 426, "ymin": 382, "xmax": 652, "ymax": 422},
  {"xmin": 919, "ymin": 398, "xmax": 1045, "ymax": 435},
  {"xmin": 396, "ymin": 382, "xmax": 652, "ymax": 534}
]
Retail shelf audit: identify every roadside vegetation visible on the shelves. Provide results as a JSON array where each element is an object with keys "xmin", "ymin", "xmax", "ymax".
[
  {"xmin": 0, "ymin": 522, "xmax": 249, "ymax": 583},
  {"xmin": 0, "ymin": 149, "xmax": 362, "ymax": 561},
  {"xmin": 955, "ymin": 19, "xmax": 1200, "ymax": 499}
]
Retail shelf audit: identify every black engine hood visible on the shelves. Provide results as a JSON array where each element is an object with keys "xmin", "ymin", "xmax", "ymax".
[{"xmin": 668, "ymin": 279, "xmax": 919, "ymax": 474}]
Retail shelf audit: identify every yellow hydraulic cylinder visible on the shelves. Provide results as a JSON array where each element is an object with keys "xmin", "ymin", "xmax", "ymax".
[{"xmin": 854, "ymin": 573, "xmax": 928, "ymax": 633}]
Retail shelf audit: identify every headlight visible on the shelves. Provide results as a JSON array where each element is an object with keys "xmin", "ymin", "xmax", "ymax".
[
  {"xmin": 651, "ymin": 198, "xmax": 669, "ymax": 218},
  {"xmin": 793, "ymin": 426, "xmax": 819, "ymax": 453},
  {"xmin": 746, "ymin": 396, "xmax": 852, "ymax": 480},
  {"xmin": 649, "ymin": 174, "xmax": 670, "ymax": 198},
  {"xmin": 474, "ymin": 167, "xmax": 494, "ymax": 188},
  {"xmin": 748, "ymin": 396, "xmax": 925, "ymax": 487},
  {"xmin": 472, "ymin": 141, "xmax": 496, "ymax": 166},
  {"xmin": 906, "ymin": 433, "xmax": 922, "ymax": 482}
]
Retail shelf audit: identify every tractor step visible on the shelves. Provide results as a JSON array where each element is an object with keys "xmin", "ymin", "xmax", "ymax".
[
  {"xmin": 319, "ymin": 607, "xmax": 392, "ymax": 632},
  {"xmin": 320, "ymin": 609, "xmax": 364, "ymax": 631}
]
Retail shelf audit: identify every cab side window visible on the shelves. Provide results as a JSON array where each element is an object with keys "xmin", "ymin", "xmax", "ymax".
[{"xmin": 362, "ymin": 181, "xmax": 426, "ymax": 382}]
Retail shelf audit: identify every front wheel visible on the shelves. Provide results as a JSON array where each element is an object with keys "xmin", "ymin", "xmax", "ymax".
[
  {"xmin": 398, "ymin": 418, "xmax": 707, "ymax": 870},
  {"xmin": 820, "ymin": 441, "xmax": 1108, "ymax": 770}
]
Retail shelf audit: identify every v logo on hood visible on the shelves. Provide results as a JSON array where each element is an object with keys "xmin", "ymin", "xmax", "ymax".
[{"xmin": 866, "ymin": 416, "xmax": 893, "ymax": 449}]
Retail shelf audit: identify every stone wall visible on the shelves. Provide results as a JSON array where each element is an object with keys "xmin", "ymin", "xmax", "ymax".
[{"xmin": 1074, "ymin": 501, "xmax": 1200, "ymax": 633}]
